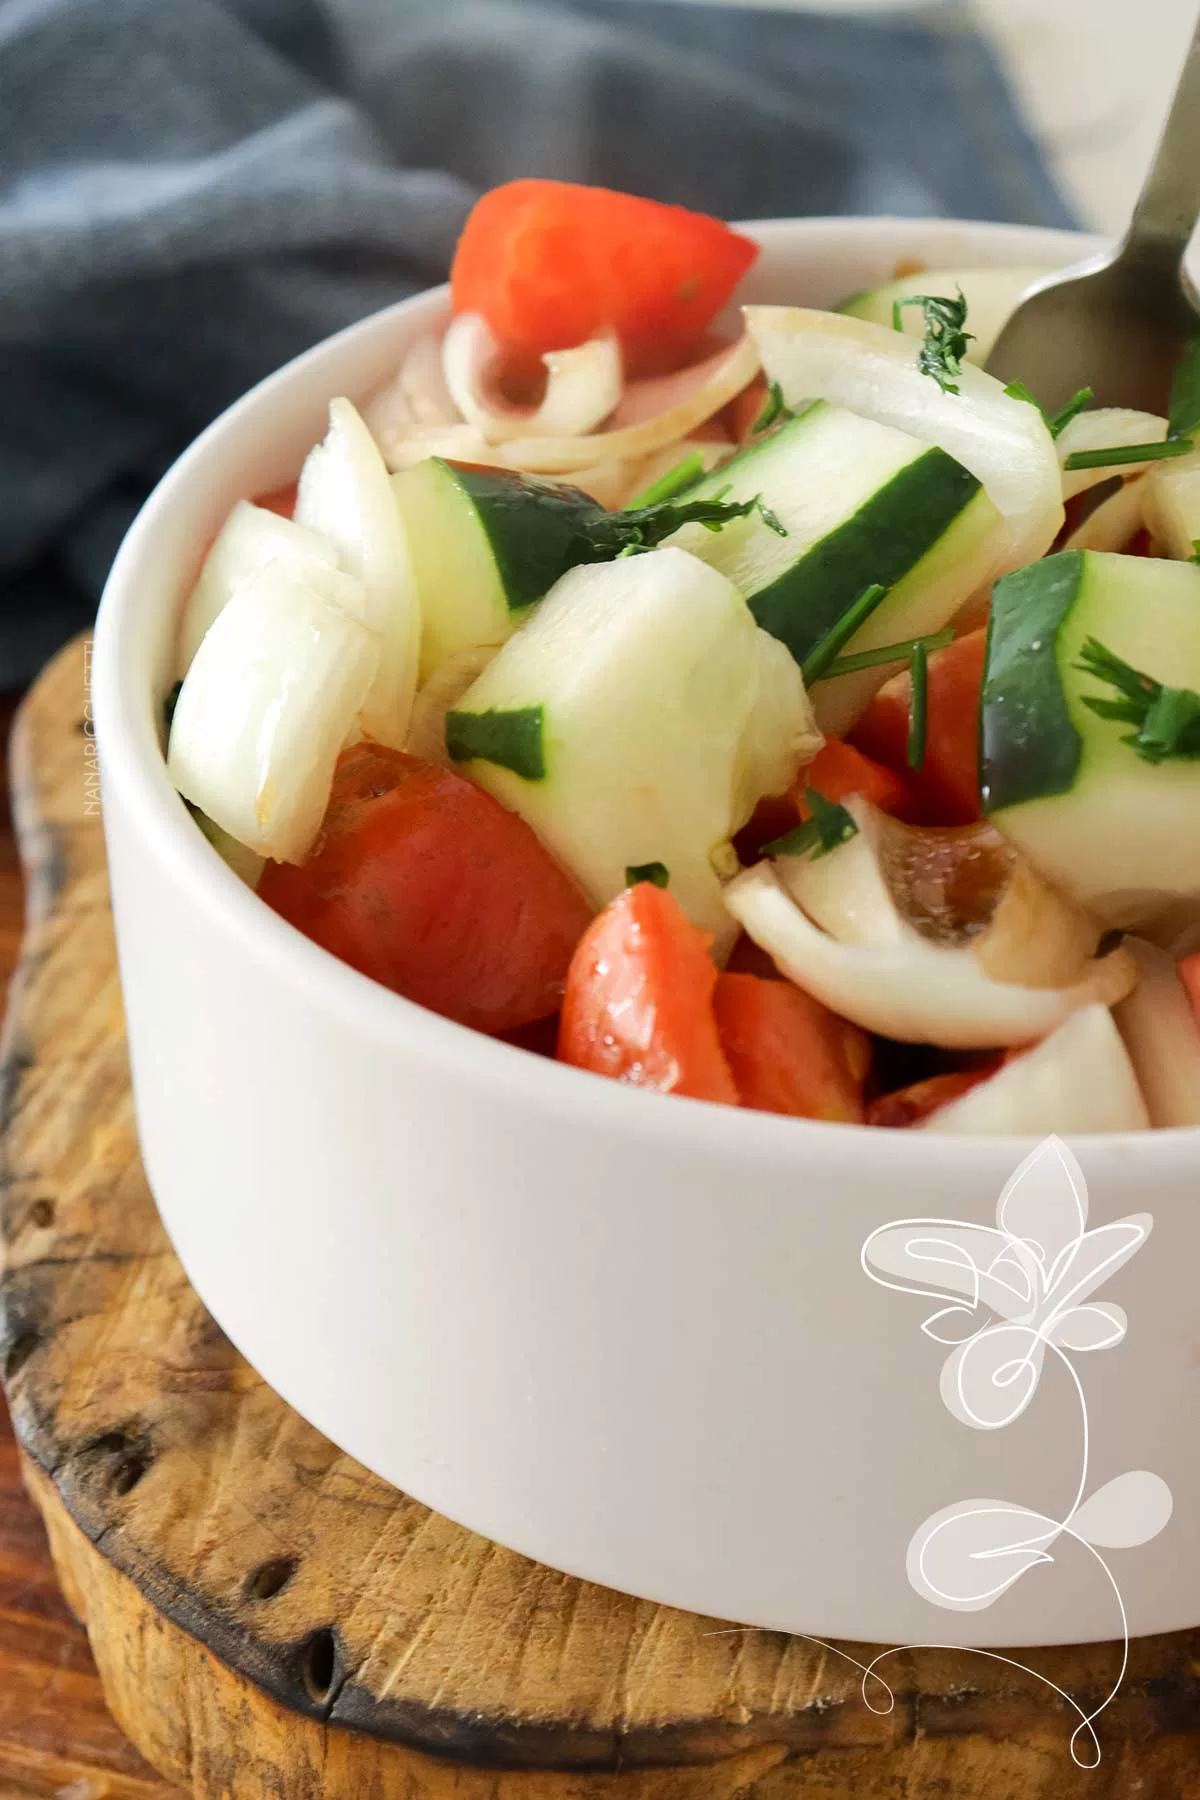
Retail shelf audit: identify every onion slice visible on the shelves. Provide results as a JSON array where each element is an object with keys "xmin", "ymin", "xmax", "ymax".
[
  {"xmin": 742, "ymin": 305, "xmax": 1063, "ymax": 571},
  {"xmin": 362, "ymin": 332, "xmax": 462, "ymax": 450},
  {"xmin": 1112, "ymin": 938, "xmax": 1200, "ymax": 1127},
  {"xmin": 405, "ymin": 646, "xmax": 499, "ymax": 768},
  {"xmin": 1063, "ymin": 476, "xmax": 1147, "ymax": 553},
  {"xmin": 176, "ymin": 501, "xmax": 338, "ymax": 679},
  {"xmin": 725, "ymin": 864, "xmax": 1134, "ymax": 1047},
  {"xmin": 1057, "ymin": 409, "xmax": 1168, "ymax": 500},
  {"xmin": 442, "ymin": 314, "xmax": 623, "ymax": 444},
  {"xmin": 500, "ymin": 337, "xmax": 760, "ymax": 473},
  {"xmin": 167, "ymin": 564, "xmax": 378, "ymax": 865},
  {"xmin": 725, "ymin": 799, "xmax": 1135, "ymax": 1047},
  {"xmin": 295, "ymin": 398, "xmax": 422, "ymax": 747},
  {"xmin": 1142, "ymin": 446, "xmax": 1200, "ymax": 559},
  {"xmin": 922, "ymin": 1006, "xmax": 1149, "ymax": 1134}
]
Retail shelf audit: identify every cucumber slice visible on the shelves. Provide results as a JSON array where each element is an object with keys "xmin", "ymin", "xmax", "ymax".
[
  {"xmin": 982, "ymin": 549, "xmax": 1200, "ymax": 924},
  {"xmin": 393, "ymin": 459, "xmax": 618, "ymax": 678},
  {"xmin": 668, "ymin": 403, "xmax": 1003, "ymax": 734},
  {"xmin": 837, "ymin": 265, "xmax": 1050, "ymax": 363},
  {"xmin": 446, "ymin": 547, "xmax": 817, "ymax": 948}
]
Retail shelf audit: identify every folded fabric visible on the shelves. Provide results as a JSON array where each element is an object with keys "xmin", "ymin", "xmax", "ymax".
[{"xmin": 0, "ymin": 0, "xmax": 1073, "ymax": 685}]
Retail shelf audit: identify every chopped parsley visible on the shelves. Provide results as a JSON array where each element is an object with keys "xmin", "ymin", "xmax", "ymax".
[
  {"xmin": 819, "ymin": 627, "xmax": 954, "ymax": 681},
  {"xmin": 800, "ymin": 582, "xmax": 889, "ymax": 685},
  {"xmin": 628, "ymin": 452, "xmax": 706, "ymax": 509},
  {"xmin": 1063, "ymin": 437, "xmax": 1194, "ymax": 473},
  {"xmin": 624, "ymin": 861, "xmax": 670, "ymax": 889},
  {"xmin": 893, "ymin": 290, "xmax": 974, "ymax": 395},
  {"xmin": 907, "ymin": 638, "xmax": 929, "ymax": 771},
  {"xmin": 1075, "ymin": 637, "xmax": 1200, "ymax": 764},
  {"xmin": 751, "ymin": 379, "xmax": 793, "ymax": 435},
  {"xmin": 1168, "ymin": 337, "xmax": 1200, "ymax": 440},
  {"xmin": 763, "ymin": 787, "xmax": 859, "ymax": 859},
  {"xmin": 1004, "ymin": 380, "xmax": 1094, "ymax": 438}
]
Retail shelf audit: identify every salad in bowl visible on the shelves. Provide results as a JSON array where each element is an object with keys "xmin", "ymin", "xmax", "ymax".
[{"xmin": 163, "ymin": 179, "xmax": 1200, "ymax": 1136}]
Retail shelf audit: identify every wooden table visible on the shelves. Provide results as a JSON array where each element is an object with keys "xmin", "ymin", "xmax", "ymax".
[{"xmin": 0, "ymin": 690, "xmax": 179, "ymax": 1797}]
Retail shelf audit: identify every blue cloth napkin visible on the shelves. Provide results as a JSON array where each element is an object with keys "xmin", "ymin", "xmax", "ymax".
[{"xmin": 0, "ymin": 0, "xmax": 1073, "ymax": 684}]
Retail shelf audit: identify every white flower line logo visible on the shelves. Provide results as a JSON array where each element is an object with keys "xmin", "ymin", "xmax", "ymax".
[{"xmin": 849, "ymin": 1134, "xmax": 1173, "ymax": 1767}]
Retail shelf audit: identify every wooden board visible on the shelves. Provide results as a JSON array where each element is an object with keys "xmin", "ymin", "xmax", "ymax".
[{"xmin": 3, "ymin": 636, "xmax": 1200, "ymax": 1800}]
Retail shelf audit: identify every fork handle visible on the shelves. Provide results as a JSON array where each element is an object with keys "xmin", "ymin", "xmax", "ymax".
[{"xmin": 1122, "ymin": 12, "xmax": 1200, "ymax": 271}]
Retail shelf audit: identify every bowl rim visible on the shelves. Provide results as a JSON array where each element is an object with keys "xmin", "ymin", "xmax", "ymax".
[{"xmin": 92, "ymin": 212, "xmax": 1200, "ymax": 1172}]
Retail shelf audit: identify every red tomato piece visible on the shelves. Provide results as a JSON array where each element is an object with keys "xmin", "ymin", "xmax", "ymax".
[
  {"xmin": 736, "ymin": 739, "xmax": 918, "ymax": 863},
  {"xmin": 557, "ymin": 884, "xmax": 738, "ymax": 1103},
  {"xmin": 714, "ymin": 973, "xmax": 869, "ymax": 1122},
  {"xmin": 259, "ymin": 745, "xmax": 591, "ymax": 1034},
  {"xmin": 1179, "ymin": 953, "xmax": 1200, "ymax": 1020},
  {"xmin": 725, "ymin": 373, "xmax": 770, "ymax": 443},
  {"xmin": 450, "ymin": 180, "xmax": 758, "ymax": 377},
  {"xmin": 254, "ymin": 482, "xmax": 299, "ymax": 519},
  {"xmin": 850, "ymin": 628, "xmax": 988, "ymax": 826},
  {"xmin": 794, "ymin": 738, "xmax": 917, "ymax": 822},
  {"xmin": 866, "ymin": 1063, "xmax": 1001, "ymax": 1129}
]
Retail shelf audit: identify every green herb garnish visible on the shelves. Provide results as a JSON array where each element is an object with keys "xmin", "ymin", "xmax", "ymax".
[
  {"xmin": 600, "ymin": 490, "xmax": 786, "ymax": 553},
  {"xmin": 1189, "ymin": 539, "xmax": 1200, "ymax": 566},
  {"xmin": 1004, "ymin": 380, "xmax": 1093, "ymax": 439},
  {"xmin": 1075, "ymin": 637, "xmax": 1200, "ymax": 764},
  {"xmin": 1168, "ymin": 337, "xmax": 1200, "ymax": 439},
  {"xmin": 1063, "ymin": 437, "xmax": 1194, "ymax": 473},
  {"xmin": 819, "ymin": 627, "xmax": 954, "ymax": 681},
  {"xmin": 164, "ymin": 680, "xmax": 183, "ymax": 734},
  {"xmin": 625, "ymin": 862, "xmax": 670, "ymax": 889},
  {"xmin": 751, "ymin": 379, "xmax": 793, "ymax": 436},
  {"xmin": 628, "ymin": 452, "xmax": 705, "ymax": 510},
  {"xmin": 1004, "ymin": 378, "xmax": 1042, "ymax": 410},
  {"xmin": 800, "ymin": 582, "xmax": 889, "ymax": 685},
  {"xmin": 893, "ymin": 290, "xmax": 974, "ymax": 395},
  {"xmin": 763, "ymin": 787, "xmax": 859, "ymax": 859},
  {"xmin": 907, "ymin": 638, "xmax": 929, "ymax": 771},
  {"xmin": 1048, "ymin": 386, "xmax": 1094, "ymax": 438}
]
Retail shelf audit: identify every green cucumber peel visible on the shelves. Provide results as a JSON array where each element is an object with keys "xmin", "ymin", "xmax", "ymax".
[{"xmin": 445, "ymin": 704, "xmax": 546, "ymax": 780}]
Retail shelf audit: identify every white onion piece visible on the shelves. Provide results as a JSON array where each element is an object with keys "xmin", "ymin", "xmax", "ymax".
[
  {"xmin": 1113, "ymin": 938, "xmax": 1200, "ymax": 1127},
  {"xmin": 1063, "ymin": 476, "xmax": 1147, "ymax": 553},
  {"xmin": 295, "ymin": 398, "xmax": 421, "ymax": 747},
  {"xmin": 723, "ymin": 820, "xmax": 1137, "ymax": 1051},
  {"xmin": 176, "ymin": 501, "xmax": 338, "ymax": 679},
  {"xmin": 922, "ymin": 1006, "xmax": 1149, "ymax": 1135},
  {"xmin": 1057, "ymin": 409, "xmax": 1168, "ymax": 500},
  {"xmin": 361, "ymin": 332, "xmax": 461, "ymax": 447},
  {"xmin": 501, "ymin": 337, "xmax": 760, "ymax": 473},
  {"xmin": 443, "ymin": 313, "xmax": 622, "ymax": 444},
  {"xmin": 167, "ymin": 564, "xmax": 378, "ymax": 865},
  {"xmin": 1142, "ymin": 447, "xmax": 1200, "ymax": 559},
  {"xmin": 378, "ymin": 422, "xmax": 494, "ymax": 473},
  {"xmin": 404, "ymin": 646, "xmax": 498, "ymax": 767},
  {"xmin": 742, "ymin": 306, "xmax": 1062, "ymax": 572}
]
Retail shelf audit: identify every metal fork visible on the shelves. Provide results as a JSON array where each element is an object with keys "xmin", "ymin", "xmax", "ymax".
[{"xmin": 986, "ymin": 11, "xmax": 1200, "ymax": 413}]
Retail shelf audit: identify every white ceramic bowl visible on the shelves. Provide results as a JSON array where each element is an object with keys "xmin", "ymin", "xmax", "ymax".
[{"xmin": 93, "ymin": 218, "xmax": 1200, "ymax": 1650}]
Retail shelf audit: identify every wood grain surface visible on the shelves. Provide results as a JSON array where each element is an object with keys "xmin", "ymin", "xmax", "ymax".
[{"xmin": 1, "ymin": 637, "xmax": 1200, "ymax": 1798}]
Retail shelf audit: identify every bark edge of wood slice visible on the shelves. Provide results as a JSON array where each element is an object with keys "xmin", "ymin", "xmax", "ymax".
[{"xmin": 3, "ymin": 636, "xmax": 1200, "ymax": 1800}]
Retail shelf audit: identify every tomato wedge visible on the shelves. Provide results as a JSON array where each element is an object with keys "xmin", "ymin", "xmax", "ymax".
[
  {"xmin": 450, "ymin": 180, "xmax": 758, "ymax": 377},
  {"xmin": 254, "ymin": 482, "xmax": 298, "ymax": 520},
  {"xmin": 714, "ymin": 973, "xmax": 869, "ymax": 1122},
  {"xmin": 734, "ymin": 738, "xmax": 915, "ymax": 863},
  {"xmin": 558, "ymin": 883, "xmax": 738, "ymax": 1102},
  {"xmin": 259, "ymin": 745, "xmax": 591, "ymax": 1034},
  {"xmin": 1179, "ymin": 952, "xmax": 1200, "ymax": 1020},
  {"xmin": 850, "ymin": 629, "xmax": 987, "ymax": 826}
]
